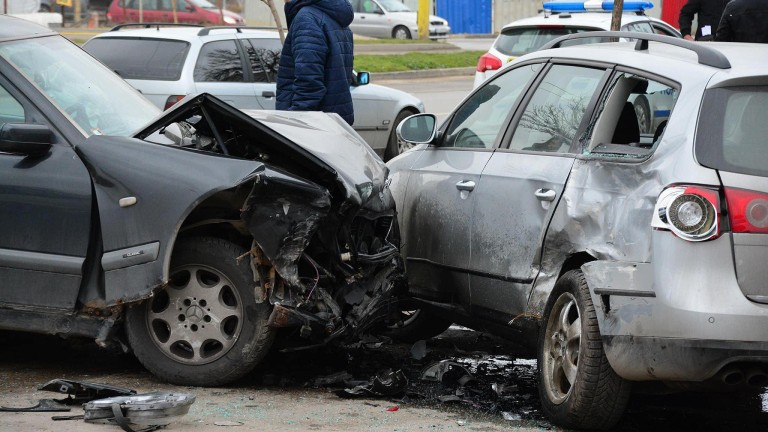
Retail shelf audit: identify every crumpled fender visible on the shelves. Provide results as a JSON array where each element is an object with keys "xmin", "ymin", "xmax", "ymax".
[{"xmin": 76, "ymin": 135, "xmax": 264, "ymax": 306}]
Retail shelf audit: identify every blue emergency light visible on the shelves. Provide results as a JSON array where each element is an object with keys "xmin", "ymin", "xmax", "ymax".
[{"xmin": 542, "ymin": 0, "xmax": 654, "ymax": 12}]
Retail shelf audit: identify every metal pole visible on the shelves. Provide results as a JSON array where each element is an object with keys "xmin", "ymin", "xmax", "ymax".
[{"xmin": 417, "ymin": 0, "xmax": 429, "ymax": 40}]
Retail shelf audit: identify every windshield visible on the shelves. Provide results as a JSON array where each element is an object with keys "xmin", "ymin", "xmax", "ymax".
[
  {"xmin": 84, "ymin": 37, "xmax": 190, "ymax": 81},
  {"xmin": 496, "ymin": 26, "xmax": 595, "ymax": 56},
  {"xmin": 0, "ymin": 35, "xmax": 160, "ymax": 137},
  {"xmin": 189, "ymin": 0, "xmax": 218, "ymax": 9},
  {"xmin": 379, "ymin": 0, "xmax": 411, "ymax": 12},
  {"xmin": 697, "ymin": 86, "xmax": 768, "ymax": 178}
]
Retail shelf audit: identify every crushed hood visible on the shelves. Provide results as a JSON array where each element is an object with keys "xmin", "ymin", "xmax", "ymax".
[{"xmin": 136, "ymin": 94, "xmax": 390, "ymax": 211}]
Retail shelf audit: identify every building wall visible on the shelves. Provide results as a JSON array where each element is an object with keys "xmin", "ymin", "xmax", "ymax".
[
  {"xmin": 244, "ymin": 0, "xmax": 286, "ymax": 27},
  {"xmin": 242, "ymin": 0, "xmax": 666, "ymax": 35}
]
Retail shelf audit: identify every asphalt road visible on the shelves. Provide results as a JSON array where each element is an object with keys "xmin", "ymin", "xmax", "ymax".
[{"xmin": 378, "ymin": 75, "xmax": 475, "ymax": 124}]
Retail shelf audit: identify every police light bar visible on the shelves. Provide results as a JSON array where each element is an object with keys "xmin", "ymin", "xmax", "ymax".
[{"xmin": 543, "ymin": 0, "xmax": 654, "ymax": 12}]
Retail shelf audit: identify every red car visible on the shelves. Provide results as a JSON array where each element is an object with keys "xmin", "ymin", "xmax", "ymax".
[{"xmin": 107, "ymin": 0, "xmax": 245, "ymax": 25}]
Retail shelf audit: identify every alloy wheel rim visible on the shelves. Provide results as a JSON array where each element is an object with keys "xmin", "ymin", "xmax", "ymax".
[
  {"xmin": 635, "ymin": 103, "xmax": 650, "ymax": 134},
  {"xmin": 397, "ymin": 138, "xmax": 414, "ymax": 155},
  {"xmin": 542, "ymin": 292, "xmax": 581, "ymax": 404},
  {"xmin": 147, "ymin": 264, "xmax": 243, "ymax": 365}
]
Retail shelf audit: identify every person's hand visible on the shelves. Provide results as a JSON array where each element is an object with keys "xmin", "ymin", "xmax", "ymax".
[{"xmin": 684, "ymin": 34, "xmax": 694, "ymax": 41}]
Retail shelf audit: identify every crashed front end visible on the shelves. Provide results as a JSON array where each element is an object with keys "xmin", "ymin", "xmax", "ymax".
[
  {"xmin": 139, "ymin": 94, "xmax": 405, "ymax": 348},
  {"xmin": 242, "ymin": 164, "xmax": 403, "ymax": 346}
]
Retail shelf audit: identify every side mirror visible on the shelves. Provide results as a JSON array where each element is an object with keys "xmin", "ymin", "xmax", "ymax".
[
  {"xmin": 396, "ymin": 113, "xmax": 437, "ymax": 145},
  {"xmin": 0, "ymin": 123, "xmax": 53, "ymax": 157},
  {"xmin": 356, "ymin": 71, "xmax": 370, "ymax": 86}
]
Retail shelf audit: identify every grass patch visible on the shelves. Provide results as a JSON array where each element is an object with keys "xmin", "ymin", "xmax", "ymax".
[
  {"xmin": 354, "ymin": 50, "xmax": 484, "ymax": 72},
  {"xmin": 353, "ymin": 38, "xmax": 445, "ymax": 44}
]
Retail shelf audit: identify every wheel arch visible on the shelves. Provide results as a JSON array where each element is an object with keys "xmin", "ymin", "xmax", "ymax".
[
  {"xmin": 527, "ymin": 251, "xmax": 598, "ymax": 319},
  {"xmin": 160, "ymin": 187, "xmax": 255, "ymax": 285}
]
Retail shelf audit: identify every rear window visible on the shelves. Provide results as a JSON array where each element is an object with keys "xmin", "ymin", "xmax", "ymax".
[
  {"xmin": 697, "ymin": 87, "xmax": 768, "ymax": 177},
  {"xmin": 84, "ymin": 37, "xmax": 189, "ymax": 81},
  {"xmin": 495, "ymin": 26, "xmax": 597, "ymax": 57}
]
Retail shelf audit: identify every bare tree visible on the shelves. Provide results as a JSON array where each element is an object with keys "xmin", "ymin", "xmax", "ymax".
[
  {"xmin": 518, "ymin": 97, "xmax": 588, "ymax": 150},
  {"xmin": 260, "ymin": 0, "xmax": 286, "ymax": 43}
]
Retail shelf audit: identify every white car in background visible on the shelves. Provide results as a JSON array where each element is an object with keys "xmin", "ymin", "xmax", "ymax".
[
  {"xmin": 83, "ymin": 24, "xmax": 425, "ymax": 160},
  {"xmin": 348, "ymin": 0, "xmax": 450, "ymax": 40},
  {"xmin": 475, "ymin": 1, "xmax": 681, "ymax": 134}
]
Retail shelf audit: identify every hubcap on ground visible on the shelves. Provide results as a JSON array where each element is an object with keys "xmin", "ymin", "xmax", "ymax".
[
  {"xmin": 147, "ymin": 265, "xmax": 243, "ymax": 365},
  {"xmin": 543, "ymin": 293, "xmax": 581, "ymax": 404}
]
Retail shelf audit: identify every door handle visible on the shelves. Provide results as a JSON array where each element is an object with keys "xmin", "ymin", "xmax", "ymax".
[
  {"xmin": 456, "ymin": 180, "xmax": 476, "ymax": 192},
  {"xmin": 534, "ymin": 188, "xmax": 556, "ymax": 201},
  {"xmin": 261, "ymin": 91, "xmax": 275, "ymax": 98}
]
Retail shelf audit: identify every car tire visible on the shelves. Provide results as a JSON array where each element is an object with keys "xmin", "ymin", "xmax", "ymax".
[
  {"xmin": 125, "ymin": 236, "xmax": 275, "ymax": 387},
  {"xmin": 384, "ymin": 109, "xmax": 417, "ymax": 161},
  {"xmin": 633, "ymin": 96, "xmax": 652, "ymax": 134},
  {"xmin": 383, "ymin": 308, "xmax": 452, "ymax": 343},
  {"xmin": 537, "ymin": 270, "xmax": 631, "ymax": 430},
  {"xmin": 393, "ymin": 25, "xmax": 412, "ymax": 40}
]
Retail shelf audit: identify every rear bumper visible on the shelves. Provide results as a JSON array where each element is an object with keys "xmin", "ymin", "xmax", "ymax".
[{"xmin": 582, "ymin": 234, "xmax": 768, "ymax": 381}]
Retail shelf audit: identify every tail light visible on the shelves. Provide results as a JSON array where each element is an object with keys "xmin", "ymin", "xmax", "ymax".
[
  {"xmin": 725, "ymin": 188, "xmax": 768, "ymax": 234},
  {"xmin": 652, "ymin": 185, "xmax": 720, "ymax": 241},
  {"xmin": 476, "ymin": 53, "xmax": 503, "ymax": 73},
  {"xmin": 164, "ymin": 95, "xmax": 185, "ymax": 110}
]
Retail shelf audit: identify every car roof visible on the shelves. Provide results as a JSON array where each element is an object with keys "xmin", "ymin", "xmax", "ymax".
[
  {"xmin": 501, "ymin": 12, "xmax": 651, "ymax": 32},
  {"xmin": 515, "ymin": 39, "xmax": 768, "ymax": 83},
  {"xmin": 92, "ymin": 25, "xmax": 280, "ymax": 41}
]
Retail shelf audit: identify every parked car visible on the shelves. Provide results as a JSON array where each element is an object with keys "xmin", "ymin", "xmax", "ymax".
[
  {"xmin": 475, "ymin": 2, "xmax": 679, "ymax": 86},
  {"xmin": 347, "ymin": 0, "xmax": 449, "ymax": 40},
  {"xmin": 474, "ymin": 2, "xmax": 680, "ymax": 137},
  {"xmin": 106, "ymin": 0, "xmax": 245, "ymax": 25},
  {"xmin": 388, "ymin": 30, "xmax": 768, "ymax": 430},
  {"xmin": 0, "ymin": 15, "xmax": 403, "ymax": 387},
  {"xmin": 82, "ymin": 24, "xmax": 424, "ymax": 161}
]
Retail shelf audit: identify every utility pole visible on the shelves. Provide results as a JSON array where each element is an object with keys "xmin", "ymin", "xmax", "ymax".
[
  {"xmin": 417, "ymin": 0, "xmax": 428, "ymax": 40},
  {"xmin": 610, "ymin": 0, "xmax": 624, "ymax": 31}
]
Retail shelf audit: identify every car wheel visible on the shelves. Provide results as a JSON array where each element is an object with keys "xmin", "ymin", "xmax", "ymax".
[
  {"xmin": 393, "ymin": 26, "xmax": 412, "ymax": 40},
  {"xmin": 537, "ymin": 270, "xmax": 631, "ymax": 430},
  {"xmin": 383, "ymin": 308, "xmax": 452, "ymax": 343},
  {"xmin": 125, "ymin": 236, "xmax": 275, "ymax": 387},
  {"xmin": 633, "ymin": 96, "xmax": 652, "ymax": 134},
  {"xmin": 384, "ymin": 109, "xmax": 416, "ymax": 161}
]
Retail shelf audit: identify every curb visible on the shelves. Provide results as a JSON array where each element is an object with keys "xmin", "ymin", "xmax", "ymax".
[
  {"xmin": 355, "ymin": 42, "xmax": 461, "ymax": 54},
  {"xmin": 372, "ymin": 66, "xmax": 475, "ymax": 81}
]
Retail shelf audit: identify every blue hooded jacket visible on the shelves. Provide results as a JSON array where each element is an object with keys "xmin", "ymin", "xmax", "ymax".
[{"xmin": 276, "ymin": 0, "xmax": 355, "ymax": 125}]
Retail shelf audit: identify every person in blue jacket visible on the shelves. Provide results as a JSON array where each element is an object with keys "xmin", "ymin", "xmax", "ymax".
[{"xmin": 276, "ymin": 0, "xmax": 355, "ymax": 125}]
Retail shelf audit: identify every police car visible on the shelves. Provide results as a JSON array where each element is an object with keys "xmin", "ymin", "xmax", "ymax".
[{"xmin": 474, "ymin": 1, "xmax": 681, "ymax": 134}]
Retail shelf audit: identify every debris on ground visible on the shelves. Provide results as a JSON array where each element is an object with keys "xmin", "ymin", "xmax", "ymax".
[
  {"xmin": 84, "ymin": 391, "xmax": 196, "ymax": 431},
  {"xmin": 0, "ymin": 379, "xmax": 138, "ymax": 413},
  {"xmin": 340, "ymin": 368, "xmax": 408, "ymax": 397},
  {"xmin": 0, "ymin": 398, "xmax": 72, "ymax": 412},
  {"xmin": 39, "ymin": 379, "xmax": 137, "ymax": 402}
]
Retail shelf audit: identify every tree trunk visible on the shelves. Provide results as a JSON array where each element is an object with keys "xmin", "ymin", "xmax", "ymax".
[{"xmin": 261, "ymin": 0, "xmax": 285, "ymax": 43}]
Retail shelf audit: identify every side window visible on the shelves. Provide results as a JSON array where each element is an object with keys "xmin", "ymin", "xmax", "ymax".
[
  {"xmin": 623, "ymin": 22, "xmax": 655, "ymax": 34},
  {"xmin": 349, "ymin": 0, "xmax": 361, "ymax": 13},
  {"xmin": 0, "ymin": 83, "xmax": 26, "ymax": 129},
  {"xmin": 442, "ymin": 63, "xmax": 542, "ymax": 149},
  {"xmin": 509, "ymin": 64, "xmax": 605, "ymax": 153},
  {"xmin": 158, "ymin": 0, "xmax": 173, "ymax": 11},
  {"xmin": 194, "ymin": 40, "xmax": 244, "ymax": 82},
  {"xmin": 244, "ymin": 38, "xmax": 281, "ymax": 83},
  {"xmin": 362, "ymin": 0, "xmax": 382, "ymax": 13},
  {"xmin": 584, "ymin": 72, "xmax": 678, "ymax": 157}
]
